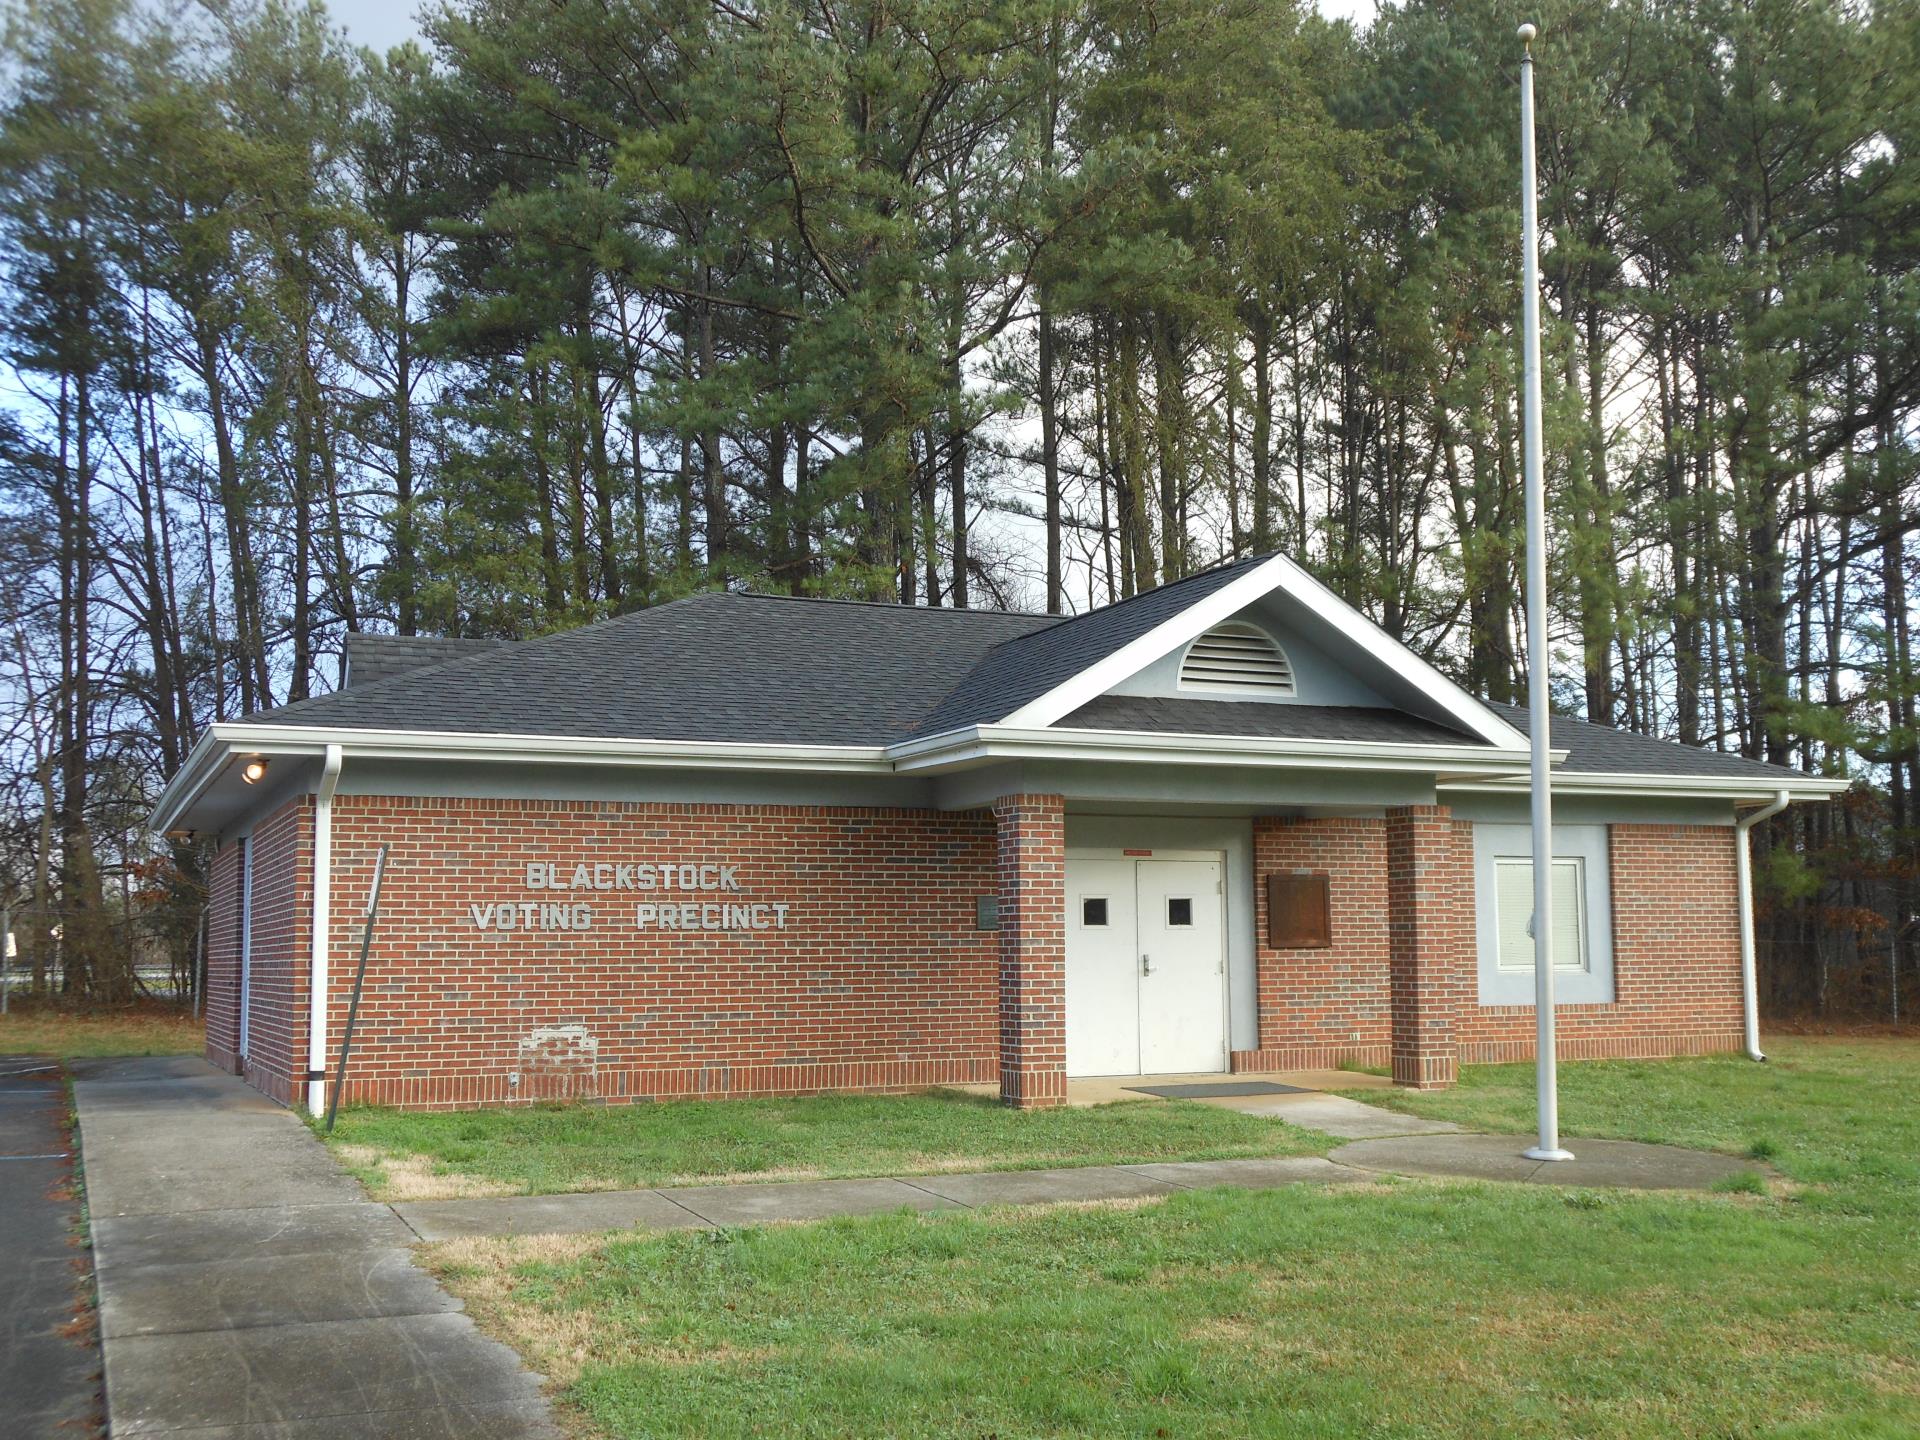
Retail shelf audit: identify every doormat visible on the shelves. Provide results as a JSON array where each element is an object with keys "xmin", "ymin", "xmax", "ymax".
[{"xmin": 1125, "ymin": 1081, "xmax": 1314, "ymax": 1099}]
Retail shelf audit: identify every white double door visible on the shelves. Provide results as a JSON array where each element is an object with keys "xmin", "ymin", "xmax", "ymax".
[{"xmin": 1065, "ymin": 853, "xmax": 1227, "ymax": 1076}]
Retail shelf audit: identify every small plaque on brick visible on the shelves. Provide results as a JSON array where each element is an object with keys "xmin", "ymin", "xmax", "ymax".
[{"xmin": 1267, "ymin": 872, "xmax": 1331, "ymax": 949}]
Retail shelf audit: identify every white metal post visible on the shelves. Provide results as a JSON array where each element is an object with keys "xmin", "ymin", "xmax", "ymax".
[
  {"xmin": 1735, "ymin": 789, "xmax": 1791, "ymax": 1061},
  {"xmin": 1519, "ymin": 22, "xmax": 1572, "ymax": 1163}
]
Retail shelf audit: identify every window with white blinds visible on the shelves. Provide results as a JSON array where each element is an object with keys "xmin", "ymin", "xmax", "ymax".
[
  {"xmin": 1493, "ymin": 856, "xmax": 1587, "ymax": 973},
  {"xmin": 1471, "ymin": 823, "xmax": 1615, "ymax": 1006}
]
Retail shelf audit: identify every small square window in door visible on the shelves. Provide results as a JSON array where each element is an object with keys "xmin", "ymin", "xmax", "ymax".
[
  {"xmin": 1166, "ymin": 897, "xmax": 1193, "ymax": 927},
  {"xmin": 1081, "ymin": 897, "xmax": 1109, "ymax": 927}
]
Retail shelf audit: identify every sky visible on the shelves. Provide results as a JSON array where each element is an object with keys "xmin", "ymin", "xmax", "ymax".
[{"xmin": 321, "ymin": 0, "xmax": 1379, "ymax": 55}]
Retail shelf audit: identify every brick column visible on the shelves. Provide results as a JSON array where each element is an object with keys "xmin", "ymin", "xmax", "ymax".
[
  {"xmin": 1385, "ymin": 804, "xmax": 1462, "ymax": 1089},
  {"xmin": 994, "ymin": 793, "xmax": 1067, "ymax": 1108}
]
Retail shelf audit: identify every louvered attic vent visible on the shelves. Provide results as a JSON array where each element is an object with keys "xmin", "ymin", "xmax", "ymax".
[{"xmin": 1178, "ymin": 622, "xmax": 1296, "ymax": 696}]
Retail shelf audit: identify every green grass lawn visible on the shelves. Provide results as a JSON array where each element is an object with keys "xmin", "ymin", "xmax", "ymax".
[
  {"xmin": 326, "ymin": 1088, "xmax": 1330, "ymax": 1200},
  {"xmin": 427, "ymin": 1037, "xmax": 1920, "ymax": 1438},
  {"xmin": 0, "ymin": 998, "xmax": 202, "ymax": 1058}
]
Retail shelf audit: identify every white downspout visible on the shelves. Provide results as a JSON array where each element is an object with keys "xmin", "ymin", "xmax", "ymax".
[
  {"xmin": 308, "ymin": 744, "xmax": 344, "ymax": 1113},
  {"xmin": 1735, "ymin": 788, "xmax": 1791, "ymax": 1063}
]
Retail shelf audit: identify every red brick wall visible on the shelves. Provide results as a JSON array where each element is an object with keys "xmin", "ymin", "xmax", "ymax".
[
  {"xmin": 1239, "ymin": 813, "xmax": 1745, "ymax": 1080},
  {"xmin": 1236, "ymin": 816, "xmax": 1392, "ymax": 1072},
  {"xmin": 994, "ymin": 793, "xmax": 1067, "ymax": 1108},
  {"xmin": 1455, "ymin": 823, "xmax": 1744, "ymax": 1062},
  {"xmin": 313, "ymin": 796, "xmax": 1000, "ymax": 1109},
  {"xmin": 203, "ymin": 796, "xmax": 312, "ymax": 1106},
  {"xmin": 212, "ymin": 789, "xmax": 1745, "ymax": 1110}
]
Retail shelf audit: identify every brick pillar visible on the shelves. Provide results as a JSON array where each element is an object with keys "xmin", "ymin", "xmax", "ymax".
[
  {"xmin": 1385, "ymin": 804, "xmax": 1461, "ymax": 1089},
  {"xmin": 994, "ymin": 793, "xmax": 1067, "ymax": 1108}
]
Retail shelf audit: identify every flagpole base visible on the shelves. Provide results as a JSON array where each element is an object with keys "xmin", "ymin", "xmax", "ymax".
[{"xmin": 1524, "ymin": 1147, "xmax": 1576, "ymax": 1162}]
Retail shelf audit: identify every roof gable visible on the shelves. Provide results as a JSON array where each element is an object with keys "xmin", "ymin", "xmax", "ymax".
[
  {"xmin": 910, "ymin": 556, "xmax": 1270, "ymax": 736},
  {"xmin": 918, "ymin": 555, "xmax": 1527, "ymax": 749}
]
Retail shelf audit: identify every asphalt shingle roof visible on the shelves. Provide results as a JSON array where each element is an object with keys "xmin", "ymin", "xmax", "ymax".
[
  {"xmin": 1487, "ymin": 704, "xmax": 1810, "ymax": 783},
  {"xmin": 251, "ymin": 593, "xmax": 1053, "ymax": 746},
  {"xmin": 1060, "ymin": 695, "xmax": 1478, "ymax": 746},
  {"xmin": 345, "ymin": 633, "xmax": 505, "ymax": 688},
  {"xmin": 238, "ymin": 565, "xmax": 1815, "ymax": 788}
]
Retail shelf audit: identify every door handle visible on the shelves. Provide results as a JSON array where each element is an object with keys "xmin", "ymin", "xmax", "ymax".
[{"xmin": 1141, "ymin": 953, "xmax": 1152, "ymax": 976}]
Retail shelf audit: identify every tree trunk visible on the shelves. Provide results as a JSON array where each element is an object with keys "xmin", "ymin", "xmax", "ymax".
[{"xmin": 1250, "ymin": 307, "xmax": 1273, "ymax": 555}]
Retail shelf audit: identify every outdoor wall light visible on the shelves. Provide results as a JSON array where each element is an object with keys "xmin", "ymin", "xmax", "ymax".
[{"xmin": 241, "ymin": 757, "xmax": 270, "ymax": 785}]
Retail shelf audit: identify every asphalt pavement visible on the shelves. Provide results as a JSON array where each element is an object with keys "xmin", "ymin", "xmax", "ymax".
[{"xmin": 0, "ymin": 1055, "xmax": 103, "ymax": 1439}]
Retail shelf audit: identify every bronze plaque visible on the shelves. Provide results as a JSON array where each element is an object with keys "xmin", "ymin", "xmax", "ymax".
[{"xmin": 1266, "ymin": 872, "xmax": 1331, "ymax": 949}]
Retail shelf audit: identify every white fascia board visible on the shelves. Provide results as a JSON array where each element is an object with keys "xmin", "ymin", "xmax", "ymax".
[
  {"xmin": 1262, "ymin": 558, "xmax": 1529, "ymax": 748},
  {"xmin": 149, "ymin": 722, "xmax": 895, "ymax": 834},
  {"xmin": 888, "ymin": 723, "xmax": 1544, "ymax": 777},
  {"xmin": 991, "ymin": 555, "xmax": 1528, "ymax": 751},
  {"xmin": 1439, "ymin": 771, "xmax": 1852, "ymax": 802},
  {"xmin": 148, "ymin": 728, "xmax": 230, "ymax": 836},
  {"xmin": 218, "ymin": 723, "xmax": 892, "ymax": 771}
]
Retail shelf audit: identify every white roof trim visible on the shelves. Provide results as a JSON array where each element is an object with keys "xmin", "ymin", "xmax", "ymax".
[
  {"xmin": 198, "ymin": 722, "xmax": 890, "ymax": 768},
  {"xmin": 152, "ymin": 703, "xmax": 1838, "ymax": 835},
  {"xmin": 887, "ymin": 724, "xmax": 1543, "ymax": 777},
  {"xmin": 993, "ymin": 555, "xmax": 1528, "ymax": 749},
  {"xmin": 148, "ymin": 722, "xmax": 894, "ymax": 834},
  {"xmin": 154, "ymin": 714, "xmax": 1542, "ymax": 834},
  {"xmin": 1439, "ymin": 771, "xmax": 1850, "ymax": 802},
  {"xmin": 149, "ymin": 728, "xmax": 229, "ymax": 836}
]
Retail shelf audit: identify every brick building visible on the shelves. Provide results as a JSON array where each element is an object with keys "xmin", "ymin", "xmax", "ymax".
[{"xmin": 152, "ymin": 556, "xmax": 1841, "ymax": 1112}]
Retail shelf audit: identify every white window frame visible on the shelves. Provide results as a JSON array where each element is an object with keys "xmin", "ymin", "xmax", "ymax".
[{"xmin": 1472, "ymin": 823, "xmax": 1614, "ymax": 1006}]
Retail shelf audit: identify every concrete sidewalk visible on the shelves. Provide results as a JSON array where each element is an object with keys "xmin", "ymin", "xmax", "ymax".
[
  {"xmin": 387, "ymin": 1083, "xmax": 1461, "ymax": 1242},
  {"xmin": 394, "ymin": 1154, "xmax": 1368, "ymax": 1241},
  {"xmin": 383, "ymin": 1093, "xmax": 1760, "ymax": 1242},
  {"xmin": 72, "ymin": 1057, "xmax": 556, "ymax": 1438},
  {"xmin": 1332, "ymin": 1132, "xmax": 1764, "ymax": 1189},
  {"xmin": 1200, "ymin": 1088, "xmax": 1467, "ymax": 1139}
]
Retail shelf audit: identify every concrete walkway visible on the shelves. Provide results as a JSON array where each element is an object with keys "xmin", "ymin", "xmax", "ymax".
[
  {"xmin": 1332, "ymin": 1132, "xmax": 1764, "ymax": 1190},
  {"xmin": 394, "ymin": 1116, "xmax": 1764, "ymax": 1242},
  {"xmin": 389, "ymin": 1093, "xmax": 1769, "ymax": 1241},
  {"xmin": 72, "ymin": 1057, "xmax": 556, "ymax": 1438},
  {"xmin": 1198, "ymin": 1087, "xmax": 1467, "ymax": 1140},
  {"xmin": 391, "ymin": 1083, "xmax": 1464, "ymax": 1241},
  {"xmin": 395, "ymin": 1155, "xmax": 1368, "ymax": 1241}
]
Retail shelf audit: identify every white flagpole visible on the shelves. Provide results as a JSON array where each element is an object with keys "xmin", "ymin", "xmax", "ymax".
[{"xmin": 1519, "ymin": 22, "xmax": 1572, "ymax": 1163}]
